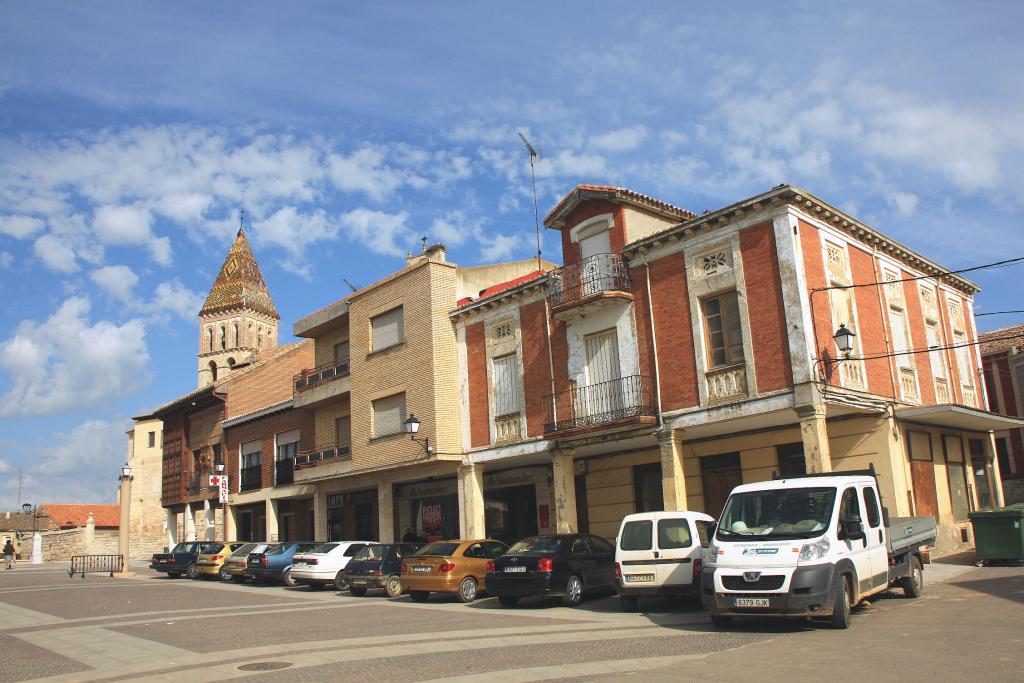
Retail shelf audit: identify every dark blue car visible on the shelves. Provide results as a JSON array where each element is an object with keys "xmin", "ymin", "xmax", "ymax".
[
  {"xmin": 149, "ymin": 542, "xmax": 207, "ymax": 579},
  {"xmin": 246, "ymin": 542, "xmax": 321, "ymax": 587}
]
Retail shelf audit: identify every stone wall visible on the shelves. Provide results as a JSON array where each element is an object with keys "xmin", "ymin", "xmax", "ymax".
[{"xmin": 40, "ymin": 528, "xmax": 120, "ymax": 562}]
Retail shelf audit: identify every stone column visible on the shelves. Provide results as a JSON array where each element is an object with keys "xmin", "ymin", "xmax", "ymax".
[
  {"xmin": 184, "ymin": 503, "xmax": 197, "ymax": 541},
  {"xmin": 164, "ymin": 508, "xmax": 176, "ymax": 549},
  {"xmin": 265, "ymin": 498, "xmax": 279, "ymax": 542},
  {"xmin": 377, "ymin": 482, "xmax": 395, "ymax": 543},
  {"xmin": 458, "ymin": 463, "xmax": 486, "ymax": 539},
  {"xmin": 224, "ymin": 504, "xmax": 237, "ymax": 541},
  {"xmin": 551, "ymin": 449, "xmax": 578, "ymax": 534},
  {"xmin": 796, "ymin": 405, "xmax": 832, "ymax": 473},
  {"xmin": 313, "ymin": 488, "xmax": 329, "ymax": 541},
  {"xmin": 659, "ymin": 427, "xmax": 689, "ymax": 511},
  {"xmin": 203, "ymin": 500, "xmax": 216, "ymax": 540},
  {"xmin": 85, "ymin": 512, "xmax": 96, "ymax": 547}
]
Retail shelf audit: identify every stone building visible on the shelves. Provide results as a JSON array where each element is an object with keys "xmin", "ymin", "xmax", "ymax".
[{"xmin": 125, "ymin": 418, "xmax": 168, "ymax": 560}]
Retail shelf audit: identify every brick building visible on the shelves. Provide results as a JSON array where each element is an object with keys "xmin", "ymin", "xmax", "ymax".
[{"xmin": 980, "ymin": 323, "xmax": 1024, "ymax": 503}]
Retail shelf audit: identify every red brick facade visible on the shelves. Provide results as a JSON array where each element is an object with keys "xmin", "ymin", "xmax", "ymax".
[
  {"xmin": 644, "ymin": 252, "xmax": 699, "ymax": 411},
  {"xmin": 520, "ymin": 300, "xmax": 553, "ymax": 438},
  {"xmin": 739, "ymin": 222, "xmax": 792, "ymax": 393},
  {"xmin": 224, "ymin": 408, "xmax": 315, "ymax": 490},
  {"xmin": 465, "ymin": 321, "xmax": 489, "ymax": 448}
]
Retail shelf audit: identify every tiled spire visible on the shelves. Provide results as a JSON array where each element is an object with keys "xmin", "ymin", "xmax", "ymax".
[{"xmin": 199, "ymin": 227, "xmax": 279, "ymax": 319}]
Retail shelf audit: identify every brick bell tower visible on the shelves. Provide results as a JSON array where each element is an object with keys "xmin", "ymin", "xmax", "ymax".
[{"xmin": 197, "ymin": 215, "xmax": 279, "ymax": 388}]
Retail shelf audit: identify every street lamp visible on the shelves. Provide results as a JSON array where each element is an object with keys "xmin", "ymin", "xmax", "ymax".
[
  {"xmin": 116, "ymin": 462, "xmax": 134, "ymax": 576},
  {"xmin": 404, "ymin": 414, "xmax": 431, "ymax": 456},
  {"xmin": 21, "ymin": 503, "xmax": 40, "ymax": 564},
  {"xmin": 833, "ymin": 323, "xmax": 856, "ymax": 359}
]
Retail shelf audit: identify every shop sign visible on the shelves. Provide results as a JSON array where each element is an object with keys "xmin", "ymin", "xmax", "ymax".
[
  {"xmin": 421, "ymin": 503, "xmax": 443, "ymax": 529},
  {"xmin": 484, "ymin": 469, "xmax": 536, "ymax": 489},
  {"xmin": 406, "ymin": 482, "xmax": 455, "ymax": 499}
]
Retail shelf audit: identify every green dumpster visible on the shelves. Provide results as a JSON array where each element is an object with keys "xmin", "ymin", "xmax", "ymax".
[{"xmin": 969, "ymin": 503, "xmax": 1024, "ymax": 562}]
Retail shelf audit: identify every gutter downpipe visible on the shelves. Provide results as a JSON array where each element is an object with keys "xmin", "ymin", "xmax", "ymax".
[
  {"xmin": 544, "ymin": 295, "xmax": 558, "ymax": 426},
  {"xmin": 640, "ymin": 252, "xmax": 665, "ymax": 433}
]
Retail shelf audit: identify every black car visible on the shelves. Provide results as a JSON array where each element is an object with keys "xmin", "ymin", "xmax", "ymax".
[
  {"xmin": 343, "ymin": 543, "xmax": 423, "ymax": 596},
  {"xmin": 486, "ymin": 534, "xmax": 616, "ymax": 607},
  {"xmin": 149, "ymin": 541, "xmax": 213, "ymax": 579}
]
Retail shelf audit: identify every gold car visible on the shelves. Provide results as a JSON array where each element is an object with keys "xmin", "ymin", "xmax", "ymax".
[
  {"xmin": 400, "ymin": 539, "xmax": 508, "ymax": 603},
  {"xmin": 194, "ymin": 542, "xmax": 245, "ymax": 580},
  {"xmin": 219, "ymin": 542, "xmax": 271, "ymax": 582}
]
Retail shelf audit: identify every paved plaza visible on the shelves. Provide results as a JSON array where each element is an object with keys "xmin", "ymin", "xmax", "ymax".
[{"xmin": 0, "ymin": 559, "xmax": 1021, "ymax": 682}]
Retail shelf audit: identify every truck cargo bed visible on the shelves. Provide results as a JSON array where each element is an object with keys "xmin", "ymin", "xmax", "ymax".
[{"xmin": 887, "ymin": 516, "xmax": 936, "ymax": 554}]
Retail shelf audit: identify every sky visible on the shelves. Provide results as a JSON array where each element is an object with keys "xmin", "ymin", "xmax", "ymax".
[{"xmin": 1, "ymin": 1, "xmax": 1023, "ymax": 509}]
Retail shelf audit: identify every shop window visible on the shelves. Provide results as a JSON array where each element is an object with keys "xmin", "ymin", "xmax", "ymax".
[
  {"xmin": 412, "ymin": 493, "xmax": 459, "ymax": 541},
  {"xmin": 777, "ymin": 443, "xmax": 806, "ymax": 477},
  {"xmin": 633, "ymin": 463, "xmax": 664, "ymax": 513},
  {"xmin": 372, "ymin": 392, "xmax": 406, "ymax": 437},
  {"xmin": 371, "ymin": 306, "xmax": 404, "ymax": 352},
  {"xmin": 701, "ymin": 291, "xmax": 744, "ymax": 369}
]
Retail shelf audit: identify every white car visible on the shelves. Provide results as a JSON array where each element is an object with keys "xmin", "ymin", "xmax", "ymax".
[
  {"xmin": 291, "ymin": 541, "xmax": 373, "ymax": 590},
  {"xmin": 615, "ymin": 510, "xmax": 716, "ymax": 612}
]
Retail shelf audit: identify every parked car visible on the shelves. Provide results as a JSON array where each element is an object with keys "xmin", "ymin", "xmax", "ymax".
[
  {"xmin": 290, "ymin": 541, "xmax": 372, "ymax": 590},
  {"xmin": 246, "ymin": 541, "xmax": 321, "ymax": 586},
  {"xmin": 486, "ymin": 534, "xmax": 616, "ymax": 607},
  {"xmin": 220, "ymin": 542, "xmax": 270, "ymax": 582},
  {"xmin": 400, "ymin": 539, "xmax": 507, "ymax": 603},
  {"xmin": 614, "ymin": 511, "xmax": 716, "ymax": 611},
  {"xmin": 149, "ymin": 541, "xmax": 211, "ymax": 579},
  {"xmin": 195, "ymin": 542, "xmax": 246, "ymax": 580},
  {"xmin": 343, "ymin": 543, "xmax": 422, "ymax": 597}
]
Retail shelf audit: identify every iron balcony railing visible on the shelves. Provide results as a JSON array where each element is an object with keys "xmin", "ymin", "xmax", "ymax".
[
  {"xmin": 295, "ymin": 443, "xmax": 352, "ymax": 469},
  {"xmin": 275, "ymin": 458, "xmax": 294, "ymax": 486},
  {"xmin": 543, "ymin": 374, "xmax": 657, "ymax": 433},
  {"xmin": 547, "ymin": 252, "xmax": 632, "ymax": 309},
  {"xmin": 240, "ymin": 464, "xmax": 262, "ymax": 491},
  {"xmin": 294, "ymin": 358, "xmax": 350, "ymax": 394}
]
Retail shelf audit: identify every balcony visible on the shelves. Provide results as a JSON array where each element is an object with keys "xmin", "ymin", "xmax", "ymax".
[
  {"xmin": 295, "ymin": 443, "xmax": 352, "ymax": 470},
  {"xmin": 544, "ymin": 375, "xmax": 657, "ymax": 435},
  {"xmin": 293, "ymin": 359, "xmax": 350, "ymax": 409},
  {"xmin": 706, "ymin": 365, "xmax": 748, "ymax": 403},
  {"xmin": 240, "ymin": 464, "xmax": 262, "ymax": 492},
  {"xmin": 494, "ymin": 413, "xmax": 523, "ymax": 444},
  {"xmin": 184, "ymin": 468, "xmax": 210, "ymax": 495},
  {"xmin": 547, "ymin": 253, "xmax": 633, "ymax": 316},
  {"xmin": 275, "ymin": 458, "xmax": 295, "ymax": 486}
]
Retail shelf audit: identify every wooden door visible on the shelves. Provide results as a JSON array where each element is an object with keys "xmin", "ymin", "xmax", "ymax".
[
  {"xmin": 907, "ymin": 430, "xmax": 939, "ymax": 518},
  {"xmin": 700, "ymin": 453, "xmax": 743, "ymax": 519}
]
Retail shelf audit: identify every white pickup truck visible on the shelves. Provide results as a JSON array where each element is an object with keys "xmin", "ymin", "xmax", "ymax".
[{"xmin": 702, "ymin": 468, "xmax": 935, "ymax": 629}]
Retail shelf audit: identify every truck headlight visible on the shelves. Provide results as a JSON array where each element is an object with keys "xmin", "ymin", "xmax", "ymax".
[{"xmin": 798, "ymin": 538, "xmax": 830, "ymax": 562}]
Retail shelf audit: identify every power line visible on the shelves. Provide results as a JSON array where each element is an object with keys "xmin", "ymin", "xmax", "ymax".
[
  {"xmin": 976, "ymin": 310, "xmax": 1024, "ymax": 317},
  {"xmin": 825, "ymin": 331, "xmax": 1024, "ymax": 365},
  {"xmin": 812, "ymin": 255, "xmax": 1024, "ymax": 294}
]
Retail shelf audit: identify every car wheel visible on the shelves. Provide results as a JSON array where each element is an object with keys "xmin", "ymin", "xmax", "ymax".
[
  {"xmin": 385, "ymin": 575, "xmax": 403, "ymax": 598},
  {"xmin": 830, "ymin": 573, "xmax": 852, "ymax": 630},
  {"xmin": 334, "ymin": 571, "xmax": 348, "ymax": 592},
  {"xmin": 562, "ymin": 575, "xmax": 583, "ymax": 607},
  {"xmin": 498, "ymin": 595, "xmax": 519, "ymax": 608},
  {"xmin": 282, "ymin": 568, "xmax": 297, "ymax": 588},
  {"xmin": 349, "ymin": 586, "xmax": 368, "ymax": 597},
  {"xmin": 620, "ymin": 595, "xmax": 639, "ymax": 612},
  {"xmin": 167, "ymin": 572, "xmax": 181, "ymax": 579},
  {"xmin": 409, "ymin": 590, "xmax": 430, "ymax": 602},
  {"xmin": 901, "ymin": 556, "xmax": 923, "ymax": 599},
  {"xmin": 457, "ymin": 576, "xmax": 478, "ymax": 603},
  {"xmin": 185, "ymin": 563, "xmax": 197, "ymax": 580},
  {"xmin": 710, "ymin": 614, "xmax": 733, "ymax": 628},
  {"xmin": 219, "ymin": 567, "xmax": 232, "ymax": 582}
]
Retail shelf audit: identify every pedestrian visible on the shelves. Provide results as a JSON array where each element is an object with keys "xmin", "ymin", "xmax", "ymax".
[{"xmin": 3, "ymin": 538, "xmax": 15, "ymax": 570}]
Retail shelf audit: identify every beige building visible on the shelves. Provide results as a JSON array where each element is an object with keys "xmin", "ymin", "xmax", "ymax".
[{"xmin": 126, "ymin": 418, "xmax": 167, "ymax": 560}]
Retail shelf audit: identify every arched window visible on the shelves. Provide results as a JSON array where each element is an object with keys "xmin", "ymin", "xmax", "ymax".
[
  {"xmin": 257, "ymin": 327, "xmax": 263, "ymax": 347},
  {"xmin": 227, "ymin": 357, "xmax": 236, "ymax": 368},
  {"xmin": 220, "ymin": 326, "xmax": 226, "ymax": 350},
  {"xmin": 208, "ymin": 360, "xmax": 218, "ymax": 382},
  {"xmin": 207, "ymin": 328, "xmax": 213, "ymax": 353},
  {"xmin": 233, "ymin": 323, "xmax": 239, "ymax": 348}
]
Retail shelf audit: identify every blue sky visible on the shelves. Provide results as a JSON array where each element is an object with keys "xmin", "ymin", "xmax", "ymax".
[{"xmin": 1, "ymin": 1, "xmax": 1022, "ymax": 508}]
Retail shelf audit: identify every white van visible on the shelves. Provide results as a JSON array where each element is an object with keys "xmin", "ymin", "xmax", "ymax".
[{"xmin": 614, "ymin": 510, "xmax": 716, "ymax": 611}]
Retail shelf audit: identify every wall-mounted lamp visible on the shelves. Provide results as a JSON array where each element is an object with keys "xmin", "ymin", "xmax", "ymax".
[
  {"xmin": 833, "ymin": 323, "xmax": 856, "ymax": 359},
  {"xmin": 404, "ymin": 414, "xmax": 432, "ymax": 456}
]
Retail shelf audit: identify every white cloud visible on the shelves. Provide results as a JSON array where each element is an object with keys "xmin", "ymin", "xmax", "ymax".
[
  {"xmin": 0, "ymin": 297, "xmax": 150, "ymax": 417},
  {"xmin": 478, "ymin": 232, "xmax": 528, "ymax": 262},
  {"xmin": 0, "ymin": 252, "xmax": 12, "ymax": 269},
  {"xmin": 326, "ymin": 146, "xmax": 405, "ymax": 201},
  {"xmin": 887, "ymin": 191, "xmax": 920, "ymax": 218},
  {"xmin": 590, "ymin": 125, "xmax": 649, "ymax": 152},
  {"xmin": 340, "ymin": 208, "xmax": 415, "ymax": 257},
  {"xmin": 536, "ymin": 149, "xmax": 609, "ymax": 179},
  {"xmin": 90, "ymin": 265, "xmax": 139, "ymax": 302},
  {"xmin": 0, "ymin": 215, "xmax": 45, "ymax": 239},
  {"xmin": 149, "ymin": 280, "xmax": 205, "ymax": 320},
  {"xmin": 33, "ymin": 233, "xmax": 79, "ymax": 273},
  {"xmin": 92, "ymin": 205, "xmax": 153, "ymax": 245}
]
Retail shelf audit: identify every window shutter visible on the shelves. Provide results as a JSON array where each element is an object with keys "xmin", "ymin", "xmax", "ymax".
[
  {"xmin": 585, "ymin": 330, "xmax": 620, "ymax": 385},
  {"xmin": 276, "ymin": 429, "xmax": 300, "ymax": 446},
  {"xmin": 371, "ymin": 307, "xmax": 404, "ymax": 351},
  {"xmin": 373, "ymin": 393, "xmax": 406, "ymax": 437},
  {"xmin": 723, "ymin": 292, "xmax": 744, "ymax": 365},
  {"xmin": 579, "ymin": 229, "xmax": 611, "ymax": 261},
  {"xmin": 493, "ymin": 355, "xmax": 520, "ymax": 416}
]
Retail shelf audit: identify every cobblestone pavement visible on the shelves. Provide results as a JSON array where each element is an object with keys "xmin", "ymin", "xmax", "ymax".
[{"xmin": 0, "ymin": 559, "xmax": 1021, "ymax": 682}]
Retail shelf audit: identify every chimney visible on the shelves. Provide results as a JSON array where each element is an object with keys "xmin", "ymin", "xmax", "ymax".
[{"xmin": 424, "ymin": 243, "xmax": 446, "ymax": 263}]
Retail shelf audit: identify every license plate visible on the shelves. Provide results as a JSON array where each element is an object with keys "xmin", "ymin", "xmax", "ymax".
[
  {"xmin": 350, "ymin": 579, "xmax": 366, "ymax": 586},
  {"xmin": 504, "ymin": 566, "xmax": 526, "ymax": 573},
  {"xmin": 624, "ymin": 573, "xmax": 654, "ymax": 582},
  {"xmin": 413, "ymin": 566, "xmax": 431, "ymax": 573},
  {"xmin": 733, "ymin": 598, "xmax": 770, "ymax": 608}
]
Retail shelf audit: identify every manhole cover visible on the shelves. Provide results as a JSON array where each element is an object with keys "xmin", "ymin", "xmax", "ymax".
[{"xmin": 237, "ymin": 662, "xmax": 293, "ymax": 672}]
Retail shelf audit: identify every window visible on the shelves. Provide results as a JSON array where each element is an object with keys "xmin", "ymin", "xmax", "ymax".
[
  {"xmin": 578, "ymin": 226, "xmax": 611, "ymax": 262},
  {"xmin": 241, "ymin": 441, "xmax": 261, "ymax": 468},
  {"xmin": 220, "ymin": 326, "xmax": 226, "ymax": 350},
  {"xmin": 838, "ymin": 488, "xmax": 861, "ymax": 540},
  {"xmin": 633, "ymin": 463, "xmax": 664, "ymax": 513},
  {"xmin": 335, "ymin": 415, "xmax": 351, "ymax": 447},
  {"xmin": 701, "ymin": 291, "xmax": 743, "ymax": 369},
  {"xmin": 620, "ymin": 520, "xmax": 653, "ymax": 551},
  {"xmin": 371, "ymin": 307, "xmax": 404, "ymax": 351},
  {"xmin": 695, "ymin": 521, "xmax": 714, "ymax": 548},
  {"xmin": 492, "ymin": 354, "xmax": 520, "ymax": 416},
  {"xmin": 862, "ymin": 487, "xmax": 881, "ymax": 528},
  {"xmin": 207, "ymin": 328, "xmax": 214, "ymax": 352},
  {"xmin": 570, "ymin": 537, "xmax": 591, "ymax": 555},
  {"xmin": 996, "ymin": 438, "xmax": 1011, "ymax": 480},
  {"xmin": 588, "ymin": 536, "xmax": 614, "ymax": 554},
  {"xmin": 777, "ymin": 443, "xmax": 806, "ymax": 477},
  {"xmin": 276, "ymin": 429, "xmax": 300, "ymax": 460},
  {"xmin": 233, "ymin": 323, "xmax": 239, "ymax": 347},
  {"xmin": 147, "ymin": 431, "xmax": 156, "ymax": 448},
  {"xmin": 657, "ymin": 519, "xmax": 693, "ymax": 549},
  {"xmin": 209, "ymin": 360, "xmax": 218, "ymax": 382},
  {"xmin": 212, "ymin": 444, "xmax": 222, "ymax": 468},
  {"xmin": 372, "ymin": 393, "xmax": 406, "ymax": 437}
]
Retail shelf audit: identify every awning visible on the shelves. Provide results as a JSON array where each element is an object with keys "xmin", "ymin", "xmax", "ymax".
[{"xmin": 895, "ymin": 404, "xmax": 1024, "ymax": 432}]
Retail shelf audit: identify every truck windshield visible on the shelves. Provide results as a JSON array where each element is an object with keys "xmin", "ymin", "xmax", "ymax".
[{"xmin": 717, "ymin": 487, "xmax": 836, "ymax": 540}]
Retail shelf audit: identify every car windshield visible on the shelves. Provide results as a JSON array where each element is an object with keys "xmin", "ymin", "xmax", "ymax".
[
  {"xmin": 313, "ymin": 543, "xmax": 339, "ymax": 554},
  {"xmin": 198, "ymin": 542, "xmax": 223, "ymax": 554},
  {"xmin": 264, "ymin": 544, "xmax": 290, "ymax": 555},
  {"xmin": 169, "ymin": 543, "xmax": 188, "ymax": 553},
  {"xmin": 230, "ymin": 544, "xmax": 257, "ymax": 557},
  {"xmin": 506, "ymin": 537, "xmax": 563, "ymax": 555},
  {"xmin": 354, "ymin": 544, "xmax": 388, "ymax": 561},
  {"xmin": 414, "ymin": 542, "xmax": 459, "ymax": 557},
  {"xmin": 717, "ymin": 487, "xmax": 836, "ymax": 540}
]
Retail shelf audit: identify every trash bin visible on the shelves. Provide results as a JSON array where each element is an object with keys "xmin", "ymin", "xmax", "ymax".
[{"xmin": 969, "ymin": 503, "xmax": 1024, "ymax": 562}]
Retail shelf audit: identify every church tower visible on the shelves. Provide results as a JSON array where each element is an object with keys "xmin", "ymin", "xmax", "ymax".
[{"xmin": 197, "ymin": 222, "xmax": 279, "ymax": 388}]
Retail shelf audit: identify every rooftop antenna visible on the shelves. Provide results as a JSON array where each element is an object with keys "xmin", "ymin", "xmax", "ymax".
[
  {"xmin": 518, "ymin": 132, "xmax": 542, "ymax": 271},
  {"xmin": 342, "ymin": 277, "xmax": 359, "ymax": 293}
]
